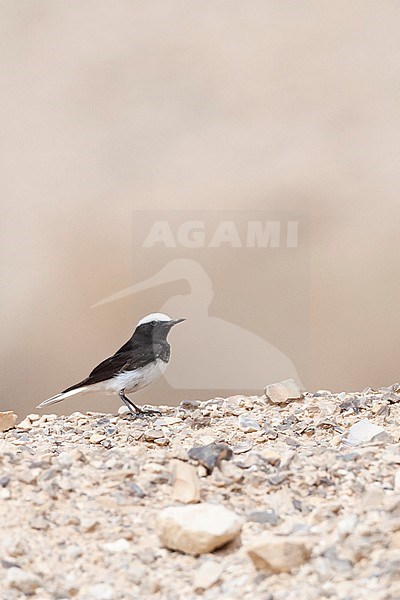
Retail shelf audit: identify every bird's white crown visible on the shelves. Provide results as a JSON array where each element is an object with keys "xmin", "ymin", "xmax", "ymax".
[{"xmin": 137, "ymin": 313, "xmax": 172, "ymax": 326}]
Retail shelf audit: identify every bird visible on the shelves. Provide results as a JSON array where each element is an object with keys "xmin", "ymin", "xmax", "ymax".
[{"xmin": 37, "ymin": 313, "xmax": 185, "ymax": 417}]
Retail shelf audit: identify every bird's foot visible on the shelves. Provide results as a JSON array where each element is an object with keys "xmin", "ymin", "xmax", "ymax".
[
  {"xmin": 122, "ymin": 403, "xmax": 162, "ymax": 419},
  {"xmin": 138, "ymin": 406, "xmax": 162, "ymax": 418},
  {"xmin": 119, "ymin": 392, "xmax": 161, "ymax": 419},
  {"xmin": 126, "ymin": 406, "xmax": 162, "ymax": 419}
]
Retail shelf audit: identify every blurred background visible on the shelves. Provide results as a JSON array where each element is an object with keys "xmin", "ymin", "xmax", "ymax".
[{"xmin": 2, "ymin": 1, "xmax": 400, "ymax": 417}]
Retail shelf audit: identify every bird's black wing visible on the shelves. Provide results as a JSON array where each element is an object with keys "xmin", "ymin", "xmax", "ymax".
[{"xmin": 62, "ymin": 341, "xmax": 166, "ymax": 393}]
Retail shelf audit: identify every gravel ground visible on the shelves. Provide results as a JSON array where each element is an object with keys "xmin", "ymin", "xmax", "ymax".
[{"xmin": 1, "ymin": 384, "xmax": 400, "ymax": 600}]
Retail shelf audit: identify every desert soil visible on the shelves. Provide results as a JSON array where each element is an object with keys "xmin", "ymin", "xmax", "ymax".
[{"xmin": 1, "ymin": 384, "xmax": 400, "ymax": 600}]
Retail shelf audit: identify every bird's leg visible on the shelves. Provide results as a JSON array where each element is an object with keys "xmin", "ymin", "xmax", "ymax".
[
  {"xmin": 119, "ymin": 393, "xmax": 140, "ymax": 418},
  {"xmin": 118, "ymin": 390, "xmax": 161, "ymax": 418}
]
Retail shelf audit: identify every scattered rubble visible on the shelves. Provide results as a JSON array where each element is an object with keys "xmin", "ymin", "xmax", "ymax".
[
  {"xmin": 155, "ymin": 503, "xmax": 243, "ymax": 555},
  {"xmin": 0, "ymin": 382, "xmax": 400, "ymax": 598},
  {"xmin": 238, "ymin": 415, "xmax": 261, "ymax": 432},
  {"xmin": 171, "ymin": 459, "xmax": 201, "ymax": 503},
  {"xmin": 193, "ymin": 559, "xmax": 223, "ymax": 591},
  {"xmin": 264, "ymin": 378, "xmax": 303, "ymax": 404},
  {"xmin": 188, "ymin": 442, "xmax": 232, "ymax": 473},
  {"xmin": 346, "ymin": 418, "xmax": 393, "ymax": 445},
  {"xmin": 246, "ymin": 535, "xmax": 311, "ymax": 572},
  {"xmin": 247, "ymin": 510, "xmax": 279, "ymax": 525},
  {"xmin": 6, "ymin": 567, "xmax": 41, "ymax": 594},
  {"xmin": 85, "ymin": 583, "xmax": 114, "ymax": 600},
  {"xmin": 0, "ymin": 411, "xmax": 17, "ymax": 432}
]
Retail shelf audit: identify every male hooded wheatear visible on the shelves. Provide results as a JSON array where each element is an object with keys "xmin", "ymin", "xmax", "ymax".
[{"xmin": 37, "ymin": 313, "xmax": 185, "ymax": 417}]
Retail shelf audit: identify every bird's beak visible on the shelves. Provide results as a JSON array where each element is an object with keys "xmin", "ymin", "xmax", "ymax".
[{"xmin": 171, "ymin": 318, "xmax": 186, "ymax": 326}]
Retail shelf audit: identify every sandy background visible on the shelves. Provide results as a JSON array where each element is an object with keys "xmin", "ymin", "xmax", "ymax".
[{"xmin": 2, "ymin": 1, "xmax": 400, "ymax": 416}]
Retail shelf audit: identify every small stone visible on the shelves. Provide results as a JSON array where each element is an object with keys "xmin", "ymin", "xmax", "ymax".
[
  {"xmin": 284, "ymin": 437, "xmax": 300, "ymax": 448},
  {"xmin": 128, "ymin": 563, "xmax": 147, "ymax": 584},
  {"xmin": 79, "ymin": 518, "xmax": 98, "ymax": 533},
  {"xmin": 337, "ymin": 514, "xmax": 358, "ymax": 537},
  {"xmin": 26, "ymin": 413, "xmax": 40, "ymax": 422},
  {"xmin": 188, "ymin": 443, "xmax": 233, "ymax": 473},
  {"xmin": 6, "ymin": 567, "xmax": 40, "ymax": 593},
  {"xmin": 156, "ymin": 503, "xmax": 243, "ymax": 555},
  {"xmin": 346, "ymin": 419, "xmax": 393, "ymax": 445},
  {"xmin": 238, "ymin": 415, "xmax": 261, "ymax": 433},
  {"xmin": 219, "ymin": 461, "xmax": 244, "ymax": 483},
  {"xmin": 382, "ymin": 451, "xmax": 400, "ymax": 465},
  {"xmin": 29, "ymin": 515, "xmax": 48, "ymax": 530},
  {"xmin": 162, "ymin": 416, "xmax": 182, "ymax": 426},
  {"xmin": 394, "ymin": 470, "xmax": 400, "ymax": 491},
  {"xmin": 0, "ymin": 488, "xmax": 11, "ymax": 500},
  {"xmin": 126, "ymin": 482, "xmax": 145, "ymax": 497},
  {"xmin": 4, "ymin": 538, "xmax": 26, "ymax": 557},
  {"xmin": 17, "ymin": 417, "xmax": 32, "ymax": 431},
  {"xmin": 361, "ymin": 487, "xmax": 385, "ymax": 510},
  {"xmin": 57, "ymin": 452, "xmax": 73, "ymax": 468},
  {"xmin": 180, "ymin": 399, "xmax": 200, "ymax": 410},
  {"xmin": 18, "ymin": 469, "xmax": 40, "ymax": 484},
  {"xmin": 232, "ymin": 441, "xmax": 253, "ymax": 454},
  {"xmin": 118, "ymin": 405, "xmax": 130, "ymax": 415},
  {"xmin": 86, "ymin": 583, "xmax": 114, "ymax": 600},
  {"xmin": 199, "ymin": 435, "xmax": 216, "ymax": 445},
  {"xmin": 341, "ymin": 452, "xmax": 359, "ymax": 462},
  {"xmin": 172, "ymin": 460, "xmax": 201, "ymax": 503},
  {"xmin": 246, "ymin": 535, "xmax": 311, "ymax": 573},
  {"xmin": 197, "ymin": 465, "xmax": 208, "ymax": 477},
  {"xmin": 63, "ymin": 575, "xmax": 80, "ymax": 596},
  {"xmin": 103, "ymin": 538, "xmax": 130, "ymax": 553},
  {"xmin": 247, "ymin": 510, "xmax": 278, "ymax": 525},
  {"xmin": 143, "ymin": 462, "xmax": 165, "ymax": 474},
  {"xmin": 264, "ymin": 427, "xmax": 278, "ymax": 440},
  {"xmin": 89, "ymin": 433, "xmax": 106, "ymax": 444},
  {"xmin": 189, "ymin": 416, "xmax": 211, "ymax": 429},
  {"xmin": 53, "ymin": 513, "xmax": 80, "ymax": 527},
  {"xmin": 142, "ymin": 577, "xmax": 161, "ymax": 595},
  {"xmin": 0, "ymin": 411, "xmax": 18, "ymax": 432},
  {"xmin": 170, "ymin": 445, "xmax": 189, "ymax": 461},
  {"xmin": 268, "ymin": 472, "xmax": 287, "ymax": 485},
  {"xmin": 264, "ymin": 379, "xmax": 303, "ymax": 405},
  {"xmin": 140, "ymin": 548, "xmax": 156, "ymax": 565},
  {"xmin": 154, "ymin": 437, "xmax": 169, "ymax": 446},
  {"xmin": 144, "ymin": 429, "xmax": 164, "ymax": 441},
  {"xmin": 235, "ymin": 452, "xmax": 261, "ymax": 469},
  {"xmin": 65, "ymin": 545, "xmax": 83, "ymax": 559},
  {"xmin": 262, "ymin": 450, "xmax": 281, "ymax": 465},
  {"xmin": 193, "ymin": 560, "xmax": 223, "ymax": 591}
]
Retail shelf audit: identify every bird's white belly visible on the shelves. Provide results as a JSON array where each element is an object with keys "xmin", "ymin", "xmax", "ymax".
[{"xmin": 99, "ymin": 359, "xmax": 167, "ymax": 394}]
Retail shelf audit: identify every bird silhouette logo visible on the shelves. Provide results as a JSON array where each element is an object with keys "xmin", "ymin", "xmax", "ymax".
[{"xmin": 93, "ymin": 259, "xmax": 302, "ymax": 391}]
